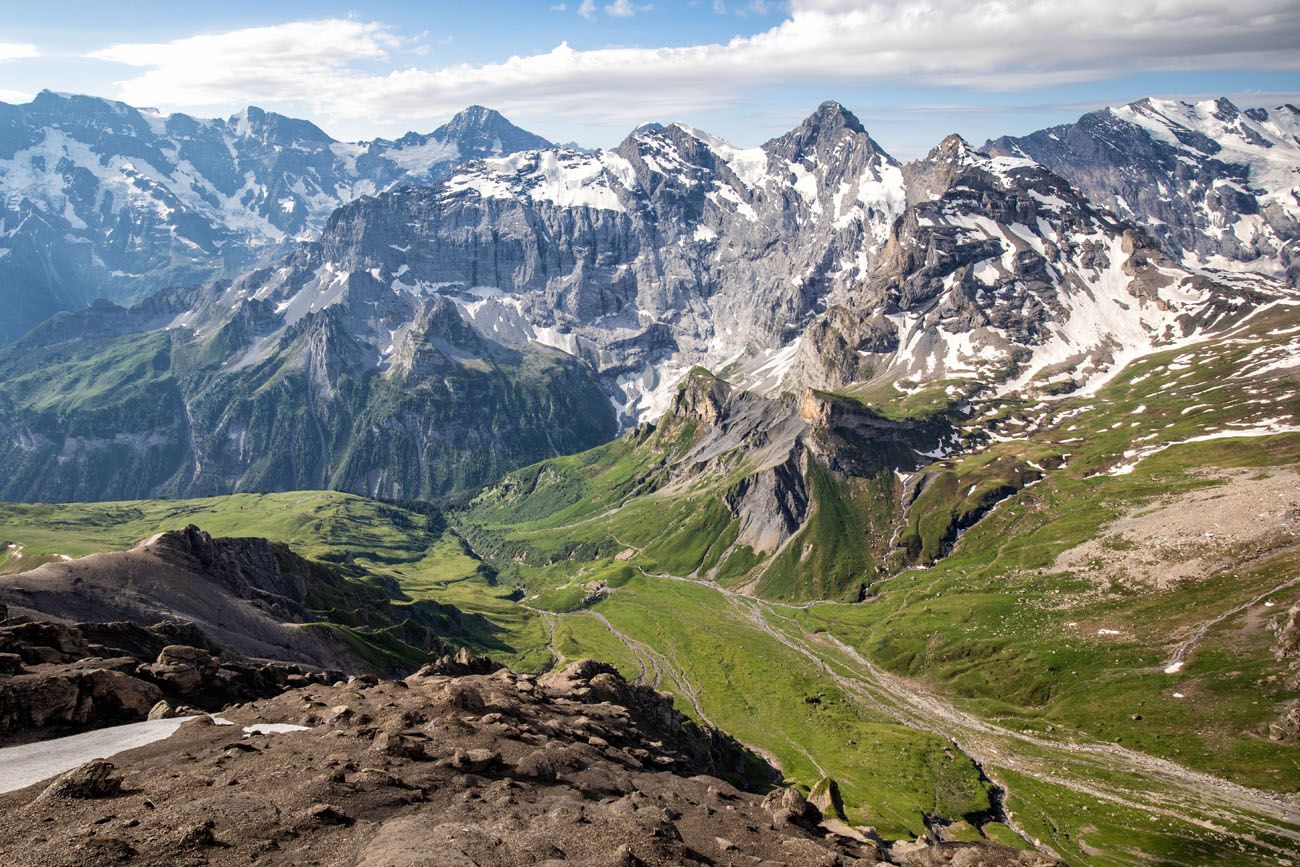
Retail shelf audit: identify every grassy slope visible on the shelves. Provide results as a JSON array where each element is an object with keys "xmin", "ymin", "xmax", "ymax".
[
  {"xmin": 816, "ymin": 305, "xmax": 1300, "ymax": 789},
  {"xmin": 449, "ymin": 304, "xmax": 1300, "ymax": 863},
  {"xmin": 0, "ymin": 491, "xmax": 542, "ymax": 670}
]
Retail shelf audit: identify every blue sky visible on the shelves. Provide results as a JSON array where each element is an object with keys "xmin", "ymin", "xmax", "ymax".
[{"xmin": 2, "ymin": 1, "xmax": 1298, "ymax": 157}]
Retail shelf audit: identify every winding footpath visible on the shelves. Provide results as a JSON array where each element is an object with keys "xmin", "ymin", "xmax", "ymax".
[
  {"xmin": 519, "ymin": 535, "xmax": 1300, "ymax": 858},
  {"xmin": 576, "ymin": 561, "xmax": 1300, "ymax": 859},
  {"xmin": 1162, "ymin": 573, "xmax": 1300, "ymax": 674}
]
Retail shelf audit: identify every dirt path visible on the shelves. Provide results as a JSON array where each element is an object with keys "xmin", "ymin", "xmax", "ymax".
[
  {"xmin": 577, "ymin": 610, "xmax": 716, "ymax": 728},
  {"xmin": 1162, "ymin": 573, "xmax": 1300, "ymax": 673},
  {"xmin": 537, "ymin": 536, "xmax": 1300, "ymax": 857},
  {"xmin": 522, "ymin": 605, "xmax": 564, "ymax": 674},
  {"xmin": 754, "ymin": 605, "xmax": 1300, "ymax": 853}
]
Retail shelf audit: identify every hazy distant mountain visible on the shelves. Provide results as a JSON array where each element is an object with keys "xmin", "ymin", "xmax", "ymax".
[{"xmin": 0, "ymin": 91, "xmax": 554, "ymax": 342}]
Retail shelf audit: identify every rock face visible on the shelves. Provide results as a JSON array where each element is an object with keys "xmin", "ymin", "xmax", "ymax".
[
  {"xmin": 987, "ymin": 97, "xmax": 1300, "ymax": 284},
  {"xmin": 0, "ymin": 92, "xmax": 553, "ymax": 343},
  {"xmin": 786, "ymin": 133, "xmax": 1287, "ymax": 396},
  {"xmin": 0, "ymin": 613, "xmax": 340, "ymax": 743},
  {"xmin": 0, "ymin": 659, "xmax": 1057, "ymax": 866},
  {"xmin": 467, "ymin": 368, "xmax": 953, "ymax": 602}
]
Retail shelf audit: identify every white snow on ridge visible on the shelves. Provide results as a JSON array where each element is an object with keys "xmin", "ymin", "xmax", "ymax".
[
  {"xmin": 1107, "ymin": 418, "xmax": 1300, "ymax": 476},
  {"xmin": 243, "ymin": 723, "xmax": 310, "ymax": 736},
  {"xmin": 381, "ymin": 138, "xmax": 460, "ymax": 173},
  {"xmin": 672, "ymin": 122, "xmax": 769, "ymax": 190},
  {"xmin": 1111, "ymin": 98, "xmax": 1300, "ymax": 221},
  {"xmin": 444, "ymin": 149, "xmax": 627, "ymax": 212},
  {"xmin": 1002, "ymin": 232, "xmax": 1211, "ymax": 397}
]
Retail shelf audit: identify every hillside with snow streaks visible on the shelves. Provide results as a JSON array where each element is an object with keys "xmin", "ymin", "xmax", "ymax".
[
  {"xmin": 213, "ymin": 102, "xmax": 915, "ymax": 422},
  {"xmin": 159, "ymin": 102, "xmax": 1293, "ymax": 425},
  {"xmin": 754, "ymin": 132, "xmax": 1290, "ymax": 406},
  {"xmin": 988, "ymin": 97, "xmax": 1300, "ymax": 285}
]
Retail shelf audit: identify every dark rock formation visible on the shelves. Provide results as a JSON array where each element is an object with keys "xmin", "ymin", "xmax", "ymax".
[
  {"xmin": 0, "ymin": 613, "xmax": 340, "ymax": 744},
  {"xmin": 0, "ymin": 526, "xmax": 456, "ymax": 674}
]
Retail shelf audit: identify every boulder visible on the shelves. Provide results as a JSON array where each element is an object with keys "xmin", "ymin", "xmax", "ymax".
[
  {"xmin": 761, "ymin": 786, "xmax": 820, "ymax": 827},
  {"xmin": 35, "ymin": 759, "xmax": 121, "ymax": 802},
  {"xmin": 147, "ymin": 700, "xmax": 176, "ymax": 720},
  {"xmin": 808, "ymin": 776, "xmax": 847, "ymax": 822},
  {"xmin": 450, "ymin": 747, "xmax": 501, "ymax": 773},
  {"xmin": 370, "ymin": 729, "xmax": 430, "ymax": 760},
  {"xmin": 82, "ymin": 669, "xmax": 164, "ymax": 718}
]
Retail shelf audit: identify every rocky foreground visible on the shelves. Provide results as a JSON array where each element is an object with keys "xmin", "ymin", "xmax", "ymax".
[
  {"xmin": 0, "ymin": 604, "xmax": 341, "ymax": 744},
  {"xmin": 0, "ymin": 657, "xmax": 1054, "ymax": 866}
]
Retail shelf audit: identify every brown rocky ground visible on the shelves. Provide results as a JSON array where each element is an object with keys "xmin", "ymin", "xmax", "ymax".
[
  {"xmin": 1051, "ymin": 466, "xmax": 1300, "ymax": 592},
  {"xmin": 0, "ymin": 658, "xmax": 1054, "ymax": 867},
  {"xmin": 0, "ymin": 526, "xmax": 454, "ymax": 673}
]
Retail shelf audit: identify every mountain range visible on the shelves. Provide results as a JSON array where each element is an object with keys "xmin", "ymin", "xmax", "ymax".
[
  {"xmin": 987, "ymin": 97, "xmax": 1300, "ymax": 284},
  {"xmin": 0, "ymin": 91, "xmax": 552, "ymax": 343},
  {"xmin": 0, "ymin": 88, "xmax": 1298, "ymax": 867},
  {"xmin": 0, "ymin": 95, "xmax": 1293, "ymax": 504}
]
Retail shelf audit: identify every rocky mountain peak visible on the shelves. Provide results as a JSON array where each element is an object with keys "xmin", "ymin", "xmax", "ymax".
[
  {"xmin": 929, "ymin": 132, "xmax": 979, "ymax": 163},
  {"xmin": 986, "ymin": 94, "xmax": 1300, "ymax": 283},
  {"xmin": 804, "ymin": 99, "xmax": 866, "ymax": 135},
  {"xmin": 229, "ymin": 105, "xmax": 333, "ymax": 144},
  {"xmin": 446, "ymin": 104, "xmax": 501, "ymax": 128},
  {"xmin": 669, "ymin": 367, "xmax": 734, "ymax": 425},
  {"xmin": 764, "ymin": 99, "xmax": 886, "ymax": 166},
  {"xmin": 1211, "ymin": 96, "xmax": 1241, "ymax": 121},
  {"xmin": 428, "ymin": 104, "xmax": 554, "ymax": 154}
]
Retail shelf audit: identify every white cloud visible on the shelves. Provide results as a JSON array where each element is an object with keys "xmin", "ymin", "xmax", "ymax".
[
  {"xmin": 549, "ymin": 3, "xmax": 567, "ymax": 10},
  {"xmin": 84, "ymin": 3, "xmax": 1300, "ymax": 131},
  {"xmin": 578, "ymin": 0, "xmax": 597, "ymax": 19},
  {"xmin": 605, "ymin": 0, "xmax": 649, "ymax": 16},
  {"xmin": 0, "ymin": 42, "xmax": 39, "ymax": 62},
  {"xmin": 90, "ymin": 19, "xmax": 397, "ymax": 110},
  {"xmin": 0, "ymin": 89, "xmax": 33, "ymax": 104}
]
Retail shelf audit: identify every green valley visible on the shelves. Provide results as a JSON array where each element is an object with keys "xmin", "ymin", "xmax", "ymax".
[{"xmin": 2, "ymin": 305, "xmax": 1298, "ymax": 864}]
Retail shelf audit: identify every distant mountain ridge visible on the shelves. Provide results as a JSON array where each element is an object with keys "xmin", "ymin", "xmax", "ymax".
[
  {"xmin": 0, "ymin": 97, "xmax": 1292, "ymax": 504},
  {"xmin": 0, "ymin": 91, "xmax": 554, "ymax": 342},
  {"xmin": 987, "ymin": 96, "xmax": 1300, "ymax": 283}
]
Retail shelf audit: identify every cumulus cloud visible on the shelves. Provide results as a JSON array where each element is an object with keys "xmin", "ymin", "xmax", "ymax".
[
  {"xmin": 0, "ymin": 42, "xmax": 39, "ymax": 62},
  {"xmin": 90, "ymin": 19, "xmax": 397, "ymax": 109},
  {"xmin": 86, "ymin": 2, "xmax": 1300, "ymax": 128}
]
